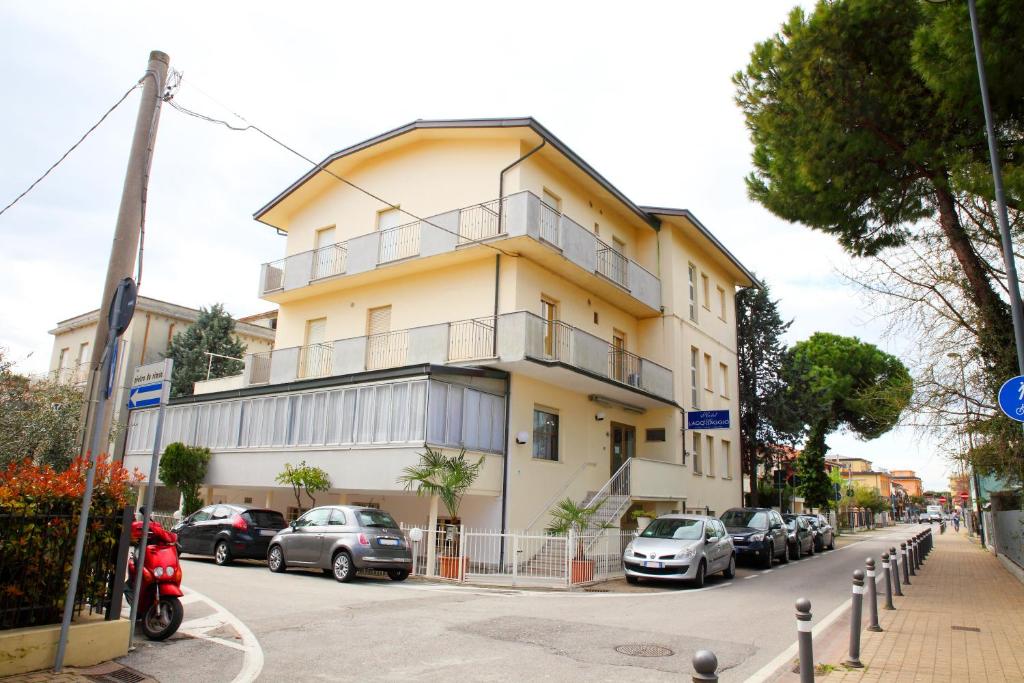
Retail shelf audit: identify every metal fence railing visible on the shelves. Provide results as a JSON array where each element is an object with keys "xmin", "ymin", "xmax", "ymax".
[
  {"xmin": 448, "ymin": 317, "xmax": 495, "ymax": 361},
  {"xmin": 609, "ymin": 346, "xmax": 642, "ymax": 386},
  {"xmin": 297, "ymin": 342, "xmax": 334, "ymax": 380},
  {"xmin": 366, "ymin": 330, "xmax": 410, "ymax": 370},
  {"xmin": 0, "ymin": 503, "xmax": 132, "ymax": 630},
  {"xmin": 596, "ymin": 240, "xmax": 628, "ymax": 288},
  {"xmin": 458, "ymin": 199, "xmax": 504, "ymax": 244},
  {"xmin": 311, "ymin": 243, "xmax": 348, "ymax": 280},
  {"xmin": 379, "ymin": 222, "xmax": 421, "ymax": 263},
  {"xmin": 538, "ymin": 201, "xmax": 561, "ymax": 245}
]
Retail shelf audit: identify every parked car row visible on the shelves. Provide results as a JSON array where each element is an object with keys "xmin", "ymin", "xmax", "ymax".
[
  {"xmin": 623, "ymin": 507, "xmax": 838, "ymax": 586},
  {"xmin": 173, "ymin": 504, "xmax": 414, "ymax": 583}
]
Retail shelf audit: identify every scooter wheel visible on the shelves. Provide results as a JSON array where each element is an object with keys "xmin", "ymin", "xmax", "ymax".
[{"xmin": 141, "ymin": 595, "xmax": 184, "ymax": 641}]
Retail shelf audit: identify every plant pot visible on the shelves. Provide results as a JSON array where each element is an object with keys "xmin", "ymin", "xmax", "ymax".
[
  {"xmin": 635, "ymin": 516, "xmax": 653, "ymax": 530},
  {"xmin": 570, "ymin": 559, "xmax": 594, "ymax": 584},
  {"xmin": 439, "ymin": 555, "xmax": 468, "ymax": 580}
]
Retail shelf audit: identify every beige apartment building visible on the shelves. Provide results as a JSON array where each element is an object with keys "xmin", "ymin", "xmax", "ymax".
[
  {"xmin": 124, "ymin": 118, "xmax": 756, "ymax": 533},
  {"xmin": 49, "ymin": 296, "xmax": 276, "ymax": 456}
]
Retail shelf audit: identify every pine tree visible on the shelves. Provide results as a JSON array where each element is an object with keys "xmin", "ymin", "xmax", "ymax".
[{"xmin": 166, "ymin": 304, "xmax": 246, "ymax": 397}]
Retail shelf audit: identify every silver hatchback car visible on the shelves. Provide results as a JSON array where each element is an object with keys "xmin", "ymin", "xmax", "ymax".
[
  {"xmin": 623, "ymin": 514, "xmax": 736, "ymax": 587},
  {"xmin": 267, "ymin": 506, "xmax": 412, "ymax": 582}
]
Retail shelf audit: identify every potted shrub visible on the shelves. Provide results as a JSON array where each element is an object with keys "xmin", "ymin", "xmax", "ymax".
[
  {"xmin": 398, "ymin": 447, "xmax": 483, "ymax": 580},
  {"xmin": 546, "ymin": 497, "xmax": 609, "ymax": 584},
  {"xmin": 631, "ymin": 508, "xmax": 653, "ymax": 530}
]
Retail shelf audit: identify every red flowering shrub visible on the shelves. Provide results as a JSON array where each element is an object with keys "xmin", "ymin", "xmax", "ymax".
[{"xmin": 0, "ymin": 456, "xmax": 143, "ymax": 629}]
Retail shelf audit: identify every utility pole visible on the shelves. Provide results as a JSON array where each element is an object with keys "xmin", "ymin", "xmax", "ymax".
[{"xmin": 78, "ymin": 51, "xmax": 169, "ymax": 458}]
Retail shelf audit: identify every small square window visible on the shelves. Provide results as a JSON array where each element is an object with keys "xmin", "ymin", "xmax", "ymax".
[{"xmin": 645, "ymin": 428, "xmax": 666, "ymax": 442}]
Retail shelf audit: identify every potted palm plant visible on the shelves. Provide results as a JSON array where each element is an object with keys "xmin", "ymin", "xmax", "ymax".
[
  {"xmin": 631, "ymin": 508, "xmax": 653, "ymax": 530},
  {"xmin": 398, "ymin": 447, "xmax": 483, "ymax": 580},
  {"xmin": 546, "ymin": 497, "xmax": 608, "ymax": 584}
]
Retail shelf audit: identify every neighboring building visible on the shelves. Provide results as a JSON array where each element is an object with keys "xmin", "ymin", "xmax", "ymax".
[
  {"xmin": 890, "ymin": 469, "xmax": 923, "ymax": 497},
  {"xmin": 829, "ymin": 456, "xmax": 892, "ymax": 498},
  {"xmin": 124, "ymin": 117, "xmax": 757, "ymax": 532},
  {"xmin": 49, "ymin": 296, "xmax": 276, "ymax": 456}
]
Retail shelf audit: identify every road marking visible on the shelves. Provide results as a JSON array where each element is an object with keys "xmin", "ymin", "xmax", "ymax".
[
  {"xmin": 761, "ymin": 569, "xmax": 774, "ymax": 574},
  {"xmin": 744, "ymin": 575, "xmax": 759, "ymax": 580},
  {"xmin": 181, "ymin": 587, "xmax": 264, "ymax": 683}
]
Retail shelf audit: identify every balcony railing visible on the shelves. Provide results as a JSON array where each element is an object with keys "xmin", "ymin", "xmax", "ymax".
[
  {"xmin": 297, "ymin": 342, "xmax": 333, "ymax": 379},
  {"xmin": 257, "ymin": 192, "xmax": 661, "ymax": 311},
  {"xmin": 311, "ymin": 243, "xmax": 347, "ymax": 280},
  {"xmin": 238, "ymin": 312, "xmax": 673, "ymax": 402}
]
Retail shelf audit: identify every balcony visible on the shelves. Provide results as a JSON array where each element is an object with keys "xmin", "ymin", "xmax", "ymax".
[
  {"xmin": 237, "ymin": 312, "xmax": 673, "ymax": 405},
  {"xmin": 258, "ymin": 192, "xmax": 661, "ymax": 315}
]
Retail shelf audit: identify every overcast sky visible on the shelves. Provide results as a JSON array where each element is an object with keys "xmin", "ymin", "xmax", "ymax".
[{"xmin": 0, "ymin": 1, "xmax": 955, "ymax": 489}]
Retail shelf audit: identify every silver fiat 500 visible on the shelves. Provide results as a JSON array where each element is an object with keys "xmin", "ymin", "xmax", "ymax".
[{"xmin": 623, "ymin": 514, "xmax": 735, "ymax": 587}]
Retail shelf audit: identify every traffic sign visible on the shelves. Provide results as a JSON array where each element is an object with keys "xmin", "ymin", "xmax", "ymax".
[
  {"xmin": 960, "ymin": 492, "xmax": 970, "ymax": 500},
  {"xmin": 997, "ymin": 375, "xmax": 1024, "ymax": 422},
  {"xmin": 939, "ymin": 496, "xmax": 947, "ymax": 504},
  {"xmin": 127, "ymin": 359, "xmax": 172, "ymax": 410},
  {"xmin": 686, "ymin": 410, "xmax": 730, "ymax": 430}
]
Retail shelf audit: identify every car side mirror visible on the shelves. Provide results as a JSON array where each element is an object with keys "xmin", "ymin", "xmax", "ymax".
[
  {"xmin": 771, "ymin": 523, "xmax": 782, "ymax": 530},
  {"xmin": 289, "ymin": 521, "xmax": 297, "ymax": 530}
]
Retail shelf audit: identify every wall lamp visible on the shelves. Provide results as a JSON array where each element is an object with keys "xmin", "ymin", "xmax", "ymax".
[
  {"xmin": 515, "ymin": 431, "xmax": 529, "ymax": 445},
  {"xmin": 595, "ymin": 411, "xmax": 606, "ymax": 422}
]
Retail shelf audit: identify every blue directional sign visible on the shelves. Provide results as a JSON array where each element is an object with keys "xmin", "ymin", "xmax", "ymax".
[
  {"xmin": 127, "ymin": 360, "xmax": 171, "ymax": 410},
  {"xmin": 997, "ymin": 375, "xmax": 1024, "ymax": 423},
  {"xmin": 686, "ymin": 409, "xmax": 730, "ymax": 430}
]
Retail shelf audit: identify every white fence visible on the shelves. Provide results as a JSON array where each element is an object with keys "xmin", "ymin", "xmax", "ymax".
[{"xmin": 401, "ymin": 524, "xmax": 633, "ymax": 588}]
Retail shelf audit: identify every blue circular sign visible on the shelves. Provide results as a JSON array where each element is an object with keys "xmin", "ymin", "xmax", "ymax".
[{"xmin": 997, "ymin": 375, "xmax": 1024, "ymax": 423}]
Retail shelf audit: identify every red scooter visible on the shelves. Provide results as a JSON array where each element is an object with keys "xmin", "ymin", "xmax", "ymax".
[{"xmin": 126, "ymin": 517, "xmax": 185, "ymax": 640}]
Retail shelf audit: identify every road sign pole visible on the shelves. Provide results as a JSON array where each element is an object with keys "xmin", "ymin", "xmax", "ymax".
[{"xmin": 127, "ymin": 358, "xmax": 172, "ymax": 648}]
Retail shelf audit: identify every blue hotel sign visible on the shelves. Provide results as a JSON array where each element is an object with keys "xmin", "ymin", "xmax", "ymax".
[{"xmin": 686, "ymin": 410, "xmax": 731, "ymax": 430}]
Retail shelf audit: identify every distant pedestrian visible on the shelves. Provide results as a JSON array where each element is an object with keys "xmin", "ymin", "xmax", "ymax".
[{"xmin": 953, "ymin": 511, "xmax": 961, "ymax": 533}]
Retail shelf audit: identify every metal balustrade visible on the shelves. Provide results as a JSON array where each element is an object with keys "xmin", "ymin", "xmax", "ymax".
[
  {"xmin": 297, "ymin": 342, "xmax": 333, "ymax": 379},
  {"xmin": 609, "ymin": 346, "xmax": 642, "ymax": 388},
  {"xmin": 596, "ymin": 239, "xmax": 628, "ymax": 288},
  {"xmin": 457, "ymin": 199, "xmax": 504, "ymax": 243},
  {"xmin": 448, "ymin": 317, "xmax": 495, "ymax": 361},
  {"xmin": 538, "ymin": 200, "xmax": 561, "ymax": 245},
  {"xmin": 366, "ymin": 330, "xmax": 410, "ymax": 370},
  {"xmin": 311, "ymin": 243, "xmax": 347, "ymax": 280},
  {"xmin": 378, "ymin": 221, "xmax": 421, "ymax": 263}
]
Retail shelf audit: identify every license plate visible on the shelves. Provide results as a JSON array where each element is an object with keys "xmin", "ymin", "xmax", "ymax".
[
  {"xmin": 642, "ymin": 561, "xmax": 663, "ymax": 569},
  {"xmin": 378, "ymin": 538, "xmax": 400, "ymax": 546},
  {"xmin": 261, "ymin": 530, "xmax": 277, "ymax": 537}
]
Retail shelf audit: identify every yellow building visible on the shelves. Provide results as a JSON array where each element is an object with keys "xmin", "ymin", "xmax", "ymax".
[
  {"xmin": 830, "ymin": 457, "xmax": 892, "ymax": 498},
  {"xmin": 49, "ymin": 296, "xmax": 275, "ymax": 457},
  {"xmin": 890, "ymin": 469, "xmax": 923, "ymax": 498},
  {"xmin": 124, "ymin": 118, "xmax": 756, "ymax": 533}
]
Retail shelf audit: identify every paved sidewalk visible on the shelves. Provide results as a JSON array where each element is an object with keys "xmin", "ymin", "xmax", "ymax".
[{"xmin": 821, "ymin": 529, "xmax": 1024, "ymax": 682}]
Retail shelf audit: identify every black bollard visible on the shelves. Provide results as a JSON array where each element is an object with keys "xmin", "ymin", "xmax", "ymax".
[
  {"xmin": 901, "ymin": 542, "xmax": 911, "ymax": 585},
  {"xmin": 692, "ymin": 649, "xmax": 718, "ymax": 682},
  {"xmin": 865, "ymin": 558, "xmax": 882, "ymax": 632},
  {"xmin": 891, "ymin": 546, "xmax": 903, "ymax": 597},
  {"xmin": 796, "ymin": 598, "xmax": 814, "ymax": 683},
  {"xmin": 881, "ymin": 552, "xmax": 895, "ymax": 610},
  {"xmin": 845, "ymin": 569, "xmax": 865, "ymax": 668},
  {"xmin": 908, "ymin": 539, "xmax": 917, "ymax": 577}
]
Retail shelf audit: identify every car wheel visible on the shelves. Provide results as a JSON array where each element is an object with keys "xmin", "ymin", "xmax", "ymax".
[
  {"xmin": 387, "ymin": 569, "xmax": 409, "ymax": 582},
  {"xmin": 791, "ymin": 541, "xmax": 801, "ymax": 560},
  {"xmin": 828, "ymin": 535, "xmax": 835, "ymax": 550},
  {"xmin": 723, "ymin": 554, "xmax": 736, "ymax": 579},
  {"xmin": 332, "ymin": 550, "xmax": 355, "ymax": 583},
  {"xmin": 214, "ymin": 540, "xmax": 232, "ymax": 566},
  {"xmin": 691, "ymin": 560, "xmax": 706, "ymax": 588},
  {"xmin": 267, "ymin": 545, "xmax": 286, "ymax": 573},
  {"xmin": 779, "ymin": 542, "xmax": 790, "ymax": 563},
  {"xmin": 761, "ymin": 544, "xmax": 773, "ymax": 569},
  {"xmin": 808, "ymin": 540, "xmax": 815, "ymax": 555},
  {"xmin": 625, "ymin": 575, "xmax": 639, "ymax": 585}
]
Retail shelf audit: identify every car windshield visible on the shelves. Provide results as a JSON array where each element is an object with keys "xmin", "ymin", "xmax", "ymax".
[
  {"xmin": 785, "ymin": 518, "xmax": 797, "ymax": 530},
  {"xmin": 245, "ymin": 510, "xmax": 286, "ymax": 528},
  {"xmin": 801, "ymin": 517, "xmax": 818, "ymax": 528},
  {"xmin": 640, "ymin": 518, "xmax": 703, "ymax": 540},
  {"xmin": 721, "ymin": 510, "xmax": 769, "ymax": 530},
  {"xmin": 357, "ymin": 509, "xmax": 399, "ymax": 529}
]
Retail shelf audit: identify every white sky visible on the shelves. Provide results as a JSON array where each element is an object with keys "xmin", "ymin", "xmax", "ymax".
[{"xmin": 0, "ymin": 1, "xmax": 954, "ymax": 489}]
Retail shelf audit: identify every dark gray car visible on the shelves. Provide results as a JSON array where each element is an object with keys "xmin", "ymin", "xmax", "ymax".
[{"xmin": 267, "ymin": 506, "xmax": 412, "ymax": 582}]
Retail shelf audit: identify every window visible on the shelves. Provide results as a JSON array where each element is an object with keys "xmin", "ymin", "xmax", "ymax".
[
  {"xmin": 76, "ymin": 342, "xmax": 89, "ymax": 366},
  {"xmin": 613, "ymin": 236, "xmax": 625, "ymax": 256},
  {"xmin": 702, "ymin": 273, "xmax": 710, "ymax": 310},
  {"xmin": 692, "ymin": 432, "xmax": 702, "ymax": 474},
  {"xmin": 722, "ymin": 440, "xmax": 732, "ymax": 479},
  {"xmin": 719, "ymin": 363, "xmax": 729, "ymax": 397},
  {"xmin": 611, "ymin": 331, "xmax": 626, "ymax": 381},
  {"xmin": 305, "ymin": 318, "xmax": 326, "ymax": 345},
  {"xmin": 296, "ymin": 508, "xmax": 332, "ymax": 527},
  {"xmin": 328, "ymin": 509, "xmax": 347, "ymax": 525},
  {"xmin": 706, "ymin": 435, "xmax": 715, "ymax": 477},
  {"xmin": 704, "ymin": 353, "xmax": 713, "ymax": 391},
  {"xmin": 690, "ymin": 347, "xmax": 699, "ymax": 408},
  {"xmin": 541, "ymin": 297, "xmax": 559, "ymax": 357},
  {"xmin": 376, "ymin": 207, "xmax": 403, "ymax": 231},
  {"xmin": 541, "ymin": 188, "xmax": 561, "ymax": 212},
  {"xmin": 688, "ymin": 264, "xmax": 698, "ymax": 322},
  {"xmin": 718, "ymin": 286, "xmax": 727, "ymax": 321},
  {"xmin": 645, "ymin": 428, "xmax": 666, "ymax": 442},
  {"xmin": 190, "ymin": 507, "xmax": 213, "ymax": 523},
  {"xmin": 315, "ymin": 226, "xmax": 336, "ymax": 250},
  {"xmin": 57, "ymin": 347, "xmax": 68, "ymax": 369},
  {"xmin": 533, "ymin": 408, "xmax": 559, "ymax": 461},
  {"xmin": 211, "ymin": 506, "xmax": 232, "ymax": 520}
]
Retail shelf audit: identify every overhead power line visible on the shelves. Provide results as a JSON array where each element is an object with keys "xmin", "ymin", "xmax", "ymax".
[
  {"xmin": 0, "ymin": 81, "xmax": 143, "ymax": 219},
  {"xmin": 165, "ymin": 78, "xmax": 518, "ymax": 257}
]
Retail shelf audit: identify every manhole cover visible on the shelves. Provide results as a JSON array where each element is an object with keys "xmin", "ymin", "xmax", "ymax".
[
  {"xmin": 615, "ymin": 643, "xmax": 674, "ymax": 657},
  {"xmin": 89, "ymin": 668, "xmax": 147, "ymax": 683}
]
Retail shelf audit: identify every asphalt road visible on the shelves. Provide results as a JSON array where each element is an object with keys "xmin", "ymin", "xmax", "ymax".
[{"xmin": 120, "ymin": 524, "xmax": 928, "ymax": 682}]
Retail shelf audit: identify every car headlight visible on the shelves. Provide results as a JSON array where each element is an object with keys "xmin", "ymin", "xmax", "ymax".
[
  {"xmin": 154, "ymin": 566, "xmax": 164, "ymax": 578},
  {"xmin": 676, "ymin": 546, "xmax": 696, "ymax": 560},
  {"xmin": 623, "ymin": 542, "xmax": 634, "ymax": 556},
  {"xmin": 749, "ymin": 533, "xmax": 764, "ymax": 542},
  {"xmin": 166, "ymin": 566, "xmax": 174, "ymax": 577}
]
